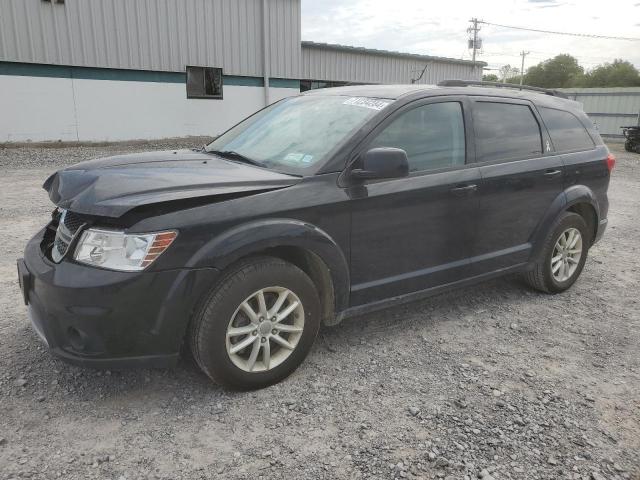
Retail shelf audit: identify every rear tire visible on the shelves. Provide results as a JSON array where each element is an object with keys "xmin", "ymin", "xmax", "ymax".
[
  {"xmin": 189, "ymin": 256, "xmax": 321, "ymax": 390},
  {"xmin": 523, "ymin": 212, "xmax": 589, "ymax": 293}
]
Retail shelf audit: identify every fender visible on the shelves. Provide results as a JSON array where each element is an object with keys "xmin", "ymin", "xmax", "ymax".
[
  {"xmin": 529, "ymin": 185, "xmax": 600, "ymax": 262},
  {"xmin": 185, "ymin": 218, "xmax": 350, "ymax": 314},
  {"xmin": 564, "ymin": 184, "xmax": 601, "ymax": 215}
]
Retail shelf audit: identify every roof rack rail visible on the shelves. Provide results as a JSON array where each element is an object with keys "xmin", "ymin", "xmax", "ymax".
[{"xmin": 437, "ymin": 79, "xmax": 568, "ymax": 99}]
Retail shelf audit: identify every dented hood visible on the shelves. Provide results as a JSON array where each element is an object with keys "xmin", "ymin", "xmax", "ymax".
[{"xmin": 43, "ymin": 149, "xmax": 301, "ymax": 217}]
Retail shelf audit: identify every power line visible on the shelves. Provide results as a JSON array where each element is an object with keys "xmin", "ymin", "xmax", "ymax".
[
  {"xmin": 482, "ymin": 49, "xmax": 638, "ymax": 68},
  {"xmin": 483, "ymin": 49, "xmax": 618, "ymax": 59},
  {"xmin": 479, "ymin": 21, "xmax": 640, "ymax": 41},
  {"xmin": 482, "ymin": 51, "xmax": 628, "ymax": 64}
]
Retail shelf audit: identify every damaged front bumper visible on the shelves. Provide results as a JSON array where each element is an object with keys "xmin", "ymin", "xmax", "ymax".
[{"xmin": 18, "ymin": 226, "xmax": 219, "ymax": 369}]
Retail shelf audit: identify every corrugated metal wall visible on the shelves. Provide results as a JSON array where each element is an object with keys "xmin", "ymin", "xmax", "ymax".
[
  {"xmin": 301, "ymin": 43, "xmax": 481, "ymax": 84},
  {"xmin": 559, "ymin": 87, "xmax": 640, "ymax": 137},
  {"xmin": 0, "ymin": 0, "xmax": 481, "ymax": 85},
  {"xmin": 0, "ymin": 0, "xmax": 301, "ymax": 78}
]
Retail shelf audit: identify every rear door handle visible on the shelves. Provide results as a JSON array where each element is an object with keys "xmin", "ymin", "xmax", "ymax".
[
  {"xmin": 450, "ymin": 184, "xmax": 477, "ymax": 196},
  {"xmin": 544, "ymin": 169, "xmax": 562, "ymax": 177}
]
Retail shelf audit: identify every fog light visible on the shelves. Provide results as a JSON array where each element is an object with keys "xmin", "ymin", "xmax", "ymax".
[{"xmin": 66, "ymin": 326, "xmax": 85, "ymax": 351}]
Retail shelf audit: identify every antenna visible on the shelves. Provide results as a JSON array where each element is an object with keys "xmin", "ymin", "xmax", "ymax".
[{"xmin": 411, "ymin": 62, "xmax": 432, "ymax": 84}]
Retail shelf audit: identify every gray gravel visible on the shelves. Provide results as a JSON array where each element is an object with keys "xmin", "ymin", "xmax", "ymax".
[
  {"xmin": 0, "ymin": 137, "xmax": 212, "ymax": 169},
  {"xmin": 0, "ymin": 141, "xmax": 639, "ymax": 480}
]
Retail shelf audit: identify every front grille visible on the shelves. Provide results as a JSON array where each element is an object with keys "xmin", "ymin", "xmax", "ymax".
[
  {"xmin": 54, "ymin": 236, "xmax": 67, "ymax": 257},
  {"xmin": 51, "ymin": 209, "xmax": 86, "ymax": 262},
  {"xmin": 63, "ymin": 210, "xmax": 84, "ymax": 234}
]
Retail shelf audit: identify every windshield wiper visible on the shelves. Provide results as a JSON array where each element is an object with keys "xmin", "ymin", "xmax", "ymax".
[{"xmin": 207, "ymin": 150, "xmax": 264, "ymax": 167}]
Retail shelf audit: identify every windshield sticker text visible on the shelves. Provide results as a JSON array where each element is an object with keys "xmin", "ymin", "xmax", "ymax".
[
  {"xmin": 282, "ymin": 152, "xmax": 315, "ymax": 165},
  {"xmin": 342, "ymin": 97, "xmax": 391, "ymax": 111}
]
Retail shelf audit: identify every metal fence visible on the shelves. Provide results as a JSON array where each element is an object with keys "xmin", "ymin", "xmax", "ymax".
[{"xmin": 559, "ymin": 87, "xmax": 640, "ymax": 139}]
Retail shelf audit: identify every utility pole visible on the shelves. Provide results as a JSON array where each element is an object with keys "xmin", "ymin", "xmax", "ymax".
[
  {"xmin": 468, "ymin": 18, "xmax": 482, "ymax": 78},
  {"xmin": 519, "ymin": 50, "xmax": 530, "ymax": 85}
]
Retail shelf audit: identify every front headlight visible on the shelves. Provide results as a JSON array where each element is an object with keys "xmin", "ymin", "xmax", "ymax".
[{"xmin": 74, "ymin": 228, "xmax": 177, "ymax": 271}]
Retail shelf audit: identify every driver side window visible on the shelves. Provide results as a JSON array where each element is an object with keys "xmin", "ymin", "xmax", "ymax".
[{"xmin": 369, "ymin": 102, "xmax": 466, "ymax": 172}]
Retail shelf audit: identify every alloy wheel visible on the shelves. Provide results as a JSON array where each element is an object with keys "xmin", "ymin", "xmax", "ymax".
[
  {"xmin": 551, "ymin": 227, "xmax": 583, "ymax": 282},
  {"xmin": 225, "ymin": 287, "xmax": 305, "ymax": 372}
]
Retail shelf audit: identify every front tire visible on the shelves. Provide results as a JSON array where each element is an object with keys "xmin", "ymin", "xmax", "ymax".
[
  {"xmin": 523, "ymin": 212, "xmax": 589, "ymax": 293},
  {"xmin": 189, "ymin": 256, "xmax": 321, "ymax": 390}
]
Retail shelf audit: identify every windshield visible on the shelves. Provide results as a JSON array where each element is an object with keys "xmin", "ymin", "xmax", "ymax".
[{"xmin": 206, "ymin": 95, "xmax": 391, "ymax": 175}]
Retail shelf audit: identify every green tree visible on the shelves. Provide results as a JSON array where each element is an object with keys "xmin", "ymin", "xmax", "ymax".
[
  {"xmin": 499, "ymin": 64, "xmax": 519, "ymax": 82},
  {"xmin": 582, "ymin": 59, "xmax": 640, "ymax": 87},
  {"xmin": 482, "ymin": 73, "xmax": 499, "ymax": 82},
  {"xmin": 524, "ymin": 54, "xmax": 584, "ymax": 88}
]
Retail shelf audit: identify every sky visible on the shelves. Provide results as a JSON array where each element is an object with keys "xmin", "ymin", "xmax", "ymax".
[{"xmin": 301, "ymin": 0, "xmax": 640, "ymax": 75}]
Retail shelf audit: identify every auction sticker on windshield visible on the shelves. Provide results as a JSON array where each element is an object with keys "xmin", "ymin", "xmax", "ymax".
[
  {"xmin": 283, "ymin": 152, "xmax": 314, "ymax": 165},
  {"xmin": 342, "ymin": 97, "xmax": 391, "ymax": 111}
]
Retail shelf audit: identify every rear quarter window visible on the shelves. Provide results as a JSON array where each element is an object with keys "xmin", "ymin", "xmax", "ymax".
[
  {"xmin": 539, "ymin": 107, "xmax": 595, "ymax": 152},
  {"xmin": 473, "ymin": 102, "xmax": 543, "ymax": 162}
]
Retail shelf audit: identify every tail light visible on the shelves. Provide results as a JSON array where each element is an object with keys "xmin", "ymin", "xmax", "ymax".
[{"xmin": 605, "ymin": 153, "xmax": 616, "ymax": 173}]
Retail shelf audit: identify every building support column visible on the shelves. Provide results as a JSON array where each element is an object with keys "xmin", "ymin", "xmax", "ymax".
[{"xmin": 262, "ymin": 0, "xmax": 270, "ymax": 106}]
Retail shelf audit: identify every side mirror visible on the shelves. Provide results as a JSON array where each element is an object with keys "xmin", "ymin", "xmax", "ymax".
[{"xmin": 351, "ymin": 148, "xmax": 409, "ymax": 180}]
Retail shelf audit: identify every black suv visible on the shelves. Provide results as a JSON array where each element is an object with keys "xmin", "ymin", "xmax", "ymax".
[{"xmin": 18, "ymin": 81, "xmax": 614, "ymax": 389}]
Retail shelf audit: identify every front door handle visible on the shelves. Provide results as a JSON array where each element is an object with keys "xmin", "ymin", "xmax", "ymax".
[
  {"xmin": 450, "ymin": 184, "xmax": 477, "ymax": 196},
  {"xmin": 544, "ymin": 169, "xmax": 562, "ymax": 177}
]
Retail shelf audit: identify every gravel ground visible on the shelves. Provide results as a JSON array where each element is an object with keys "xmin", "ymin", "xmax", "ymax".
[{"xmin": 0, "ymin": 141, "xmax": 638, "ymax": 480}]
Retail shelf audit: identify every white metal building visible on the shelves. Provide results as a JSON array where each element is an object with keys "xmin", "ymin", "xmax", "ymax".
[
  {"xmin": 0, "ymin": 0, "xmax": 483, "ymax": 143},
  {"xmin": 559, "ymin": 87, "xmax": 640, "ymax": 138}
]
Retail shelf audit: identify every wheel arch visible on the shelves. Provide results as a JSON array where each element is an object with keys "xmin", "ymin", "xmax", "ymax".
[
  {"xmin": 566, "ymin": 202, "xmax": 598, "ymax": 245},
  {"xmin": 530, "ymin": 185, "xmax": 601, "ymax": 261},
  {"xmin": 259, "ymin": 246, "xmax": 337, "ymax": 326},
  {"xmin": 187, "ymin": 218, "xmax": 350, "ymax": 325},
  {"xmin": 564, "ymin": 185, "xmax": 601, "ymax": 246}
]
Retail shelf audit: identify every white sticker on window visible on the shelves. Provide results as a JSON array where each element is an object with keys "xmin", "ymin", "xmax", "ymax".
[
  {"xmin": 282, "ymin": 153, "xmax": 314, "ymax": 166},
  {"xmin": 284, "ymin": 153, "xmax": 305, "ymax": 163},
  {"xmin": 342, "ymin": 97, "xmax": 391, "ymax": 111}
]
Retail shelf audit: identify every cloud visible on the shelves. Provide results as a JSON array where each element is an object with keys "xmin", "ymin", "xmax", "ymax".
[
  {"xmin": 527, "ymin": 0, "xmax": 565, "ymax": 8},
  {"xmin": 301, "ymin": 0, "xmax": 640, "ymax": 69}
]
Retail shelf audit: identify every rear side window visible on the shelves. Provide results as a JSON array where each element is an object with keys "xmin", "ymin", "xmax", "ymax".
[
  {"xmin": 369, "ymin": 102, "xmax": 466, "ymax": 172},
  {"xmin": 473, "ymin": 102, "xmax": 543, "ymax": 162},
  {"xmin": 539, "ymin": 107, "xmax": 595, "ymax": 152}
]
